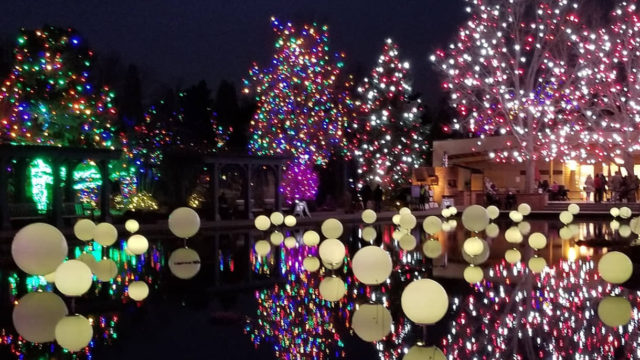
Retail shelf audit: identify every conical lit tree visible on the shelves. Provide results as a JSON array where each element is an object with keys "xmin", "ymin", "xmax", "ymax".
[
  {"xmin": 245, "ymin": 18, "xmax": 353, "ymax": 204},
  {"xmin": 0, "ymin": 26, "xmax": 117, "ymax": 148},
  {"xmin": 353, "ymin": 39, "xmax": 426, "ymax": 190}
]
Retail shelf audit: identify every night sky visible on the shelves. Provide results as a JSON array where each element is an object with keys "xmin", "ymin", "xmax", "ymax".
[{"xmin": 0, "ymin": 0, "xmax": 466, "ymax": 102}]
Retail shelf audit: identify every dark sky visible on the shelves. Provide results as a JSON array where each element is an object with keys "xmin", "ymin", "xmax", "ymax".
[{"xmin": 0, "ymin": 0, "xmax": 466, "ymax": 103}]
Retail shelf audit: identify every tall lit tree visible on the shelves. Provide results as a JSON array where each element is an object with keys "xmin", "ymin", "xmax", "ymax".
[
  {"xmin": 353, "ymin": 39, "xmax": 426, "ymax": 190},
  {"xmin": 0, "ymin": 26, "xmax": 118, "ymax": 148},
  {"xmin": 245, "ymin": 18, "xmax": 353, "ymax": 204},
  {"xmin": 431, "ymin": 0, "xmax": 585, "ymax": 191},
  {"xmin": 569, "ymin": 2, "xmax": 640, "ymax": 175}
]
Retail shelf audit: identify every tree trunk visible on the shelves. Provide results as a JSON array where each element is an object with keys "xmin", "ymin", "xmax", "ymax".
[
  {"xmin": 623, "ymin": 150, "xmax": 635, "ymax": 178},
  {"xmin": 524, "ymin": 158, "xmax": 536, "ymax": 193}
]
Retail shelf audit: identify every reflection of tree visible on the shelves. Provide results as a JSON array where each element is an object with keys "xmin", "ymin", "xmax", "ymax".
[{"xmin": 443, "ymin": 259, "xmax": 639, "ymax": 359}]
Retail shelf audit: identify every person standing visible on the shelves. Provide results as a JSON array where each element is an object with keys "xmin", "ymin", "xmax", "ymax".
[
  {"xmin": 419, "ymin": 185, "xmax": 427, "ymax": 210},
  {"xmin": 584, "ymin": 174, "xmax": 595, "ymax": 202},
  {"xmin": 611, "ymin": 171, "xmax": 622, "ymax": 202},
  {"xmin": 594, "ymin": 173, "xmax": 603, "ymax": 203},
  {"xmin": 360, "ymin": 184, "xmax": 372, "ymax": 209},
  {"xmin": 373, "ymin": 185, "xmax": 383, "ymax": 212}
]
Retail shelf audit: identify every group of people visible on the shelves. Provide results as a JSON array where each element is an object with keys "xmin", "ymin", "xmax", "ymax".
[
  {"xmin": 584, "ymin": 172, "xmax": 639, "ymax": 203},
  {"xmin": 359, "ymin": 184, "xmax": 384, "ymax": 212}
]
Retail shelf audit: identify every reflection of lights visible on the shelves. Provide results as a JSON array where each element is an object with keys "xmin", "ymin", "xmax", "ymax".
[{"xmin": 567, "ymin": 247, "xmax": 577, "ymax": 262}]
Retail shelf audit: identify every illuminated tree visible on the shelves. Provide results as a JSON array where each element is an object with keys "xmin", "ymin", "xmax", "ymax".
[
  {"xmin": 431, "ymin": 0, "xmax": 584, "ymax": 191},
  {"xmin": 569, "ymin": 2, "xmax": 640, "ymax": 175},
  {"xmin": 353, "ymin": 39, "xmax": 426, "ymax": 190},
  {"xmin": 0, "ymin": 26, "xmax": 117, "ymax": 147},
  {"xmin": 245, "ymin": 18, "xmax": 353, "ymax": 203}
]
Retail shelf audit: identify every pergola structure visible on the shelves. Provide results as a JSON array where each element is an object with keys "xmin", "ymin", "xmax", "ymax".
[
  {"xmin": 0, "ymin": 144, "xmax": 122, "ymax": 229},
  {"xmin": 203, "ymin": 153, "xmax": 290, "ymax": 220}
]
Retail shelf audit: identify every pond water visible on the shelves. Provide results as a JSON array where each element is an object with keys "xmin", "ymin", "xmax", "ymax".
[{"xmin": 1, "ymin": 215, "xmax": 639, "ymax": 359}]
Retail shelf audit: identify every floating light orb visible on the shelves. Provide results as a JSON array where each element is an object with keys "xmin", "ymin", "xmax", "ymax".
[
  {"xmin": 461, "ymin": 205, "xmax": 490, "ymax": 232},
  {"xmin": 254, "ymin": 215, "xmax": 271, "ymax": 231},
  {"xmin": 505, "ymin": 226, "xmax": 523, "ymax": 244},
  {"xmin": 269, "ymin": 212, "xmax": 284, "ymax": 226},
  {"xmin": 462, "ymin": 239, "xmax": 489, "ymax": 265},
  {"xmin": 93, "ymin": 259, "xmax": 117, "ymax": 282},
  {"xmin": 351, "ymin": 304, "xmax": 392, "ymax": 342},
  {"xmin": 598, "ymin": 296, "xmax": 632, "ymax": 328},
  {"xmin": 399, "ymin": 207, "xmax": 411, "ymax": 215},
  {"xmin": 598, "ymin": 251, "xmax": 633, "ymax": 284},
  {"xmin": 124, "ymin": 219, "xmax": 140, "ymax": 234},
  {"xmin": 284, "ymin": 215, "xmax": 297, "ymax": 227},
  {"xmin": 361, "ymin": 226, "xmax": 377, "ymax": 242},
  {"xmin": 13, "ymin": 292, "xmax": 68, "ymax": 343},
  {"xmin": 568, "ymin": 203, "xmax": 580, "ymax": 215},
  {"xmin": 54, "ymin": 260, "xmax": 93, "ymax": 296},
  {"xmin": 422, "ymin": 216, "xmax": 442, "ymax": 235},
  {"xmin": 168, "ymin": 207, "xmax": 200, "ymax": 239},
  {"xmin": 303, "ymin": 256, "xmax": 320, "ymax": 272},
  {"xmin": 74, "ymin": 219, "xmax": 95, "ymax": 241},
  {"xmin": 254, "ymin": 240, "xmax": 271, "ymax": 257},
  {"xmin": 509, "ymin": 210, "xmax": 523, "ymax": 223},
  {"xmin": 126, "ymin": 234, "xmax": 149, "ymax": 255},
  {"xmin": 610, "ymin": 207, "xmax": 620, "ymax": 217},
  {"xmin": 517, "ymin": 203, "xmax": 531, "ymax": 216},
  {"xmin": 528, "ymin": 256, "xmax": 547, "ymax": 274},
  {"xmin": 399, "ymin": 213, "xmax": 417, "ymax": 230},
  {"xmin": 631, "ymin": 217, "xmax": 640, "ymax": 234},
  {"xmin": 403, "ymin": 345, "xmax": 446, "ymax": 360},
  {"xmin": 401, "ymin": 279, "xmax": 448, "ymax": 324},
  {"xmin": 423, "ymin": 240, "xmax": 442, "ymax": 259},
  {"xmin": 12, "ymin": 223, "xmax": 68, "ymax": 276},
  {"xmin": 168, "ymin": 247, "xmax": 201, "ymax": 279},
  {"xmin": 620, "ymin": 206, "xmax": 632, "ymax": 219},
  {"xmin": 517, "ymin": 221, "xmax": 531, "ymax": 235},
  {"xmin": 610, "ymin": 220, "xmax": 620, "ymax": 231},
  {"xmin": 269, "ymin": 231, "xmax": 284, "ymax": 246},
  {"xmin": 559, "ymin": 211, "xmax": 573, "ymax": 225},
  {"xmin": 55, "ymin": 315, "xmax": 93, "ymax": 352},
  {"xmin": 302, "ymin": 230, "xmax": 320, "ymax": 246},
  {"xmin": 447, "ymin": 219, "xmax": 457, "ymax": 228},
  {"xmin": 441, "ymin": 222, "xmax": 452, "ymax": 232},
  {"xmin": 463, "ymin": 237, "xmax": 484, "ymax": 257},
  {"xmin": 486, "ymin": 205, "xmax": 500, "ymax": 220},
  {"xmin": 94, "ymin": 222, "xmax": 118, "ymax": 247},
  {"xmin": 449, "ymin": 207, "xmax": 458, "ymax": 216},
  {"xmin": 485, "ymin": 223, "xmax": 499, "ymax": 238},
  {"xmin": 284, "ymin": 236, "xmax": 297, "ymax": 249},
  {"xmin": 319, "ymin": 238, "xmax": 346, "ymax": 266},
  {"xmin": 463, "ymin": 265, "xmax": 484, "ymax": 284},
  {"xmin": 559, "ymin": 226, "xmax": 573, "ymax": 240},
  {"xmin": 319, "ymin": 276, "xmax": 346, "ymax": 302},
  {"xmin": 321, "ymin": 218, "xmax": 343, "ymax": 239},
  {"xmin": 352, "ymin": 246, "xmax": 392, "ymax": 285},
  {"xmin": 392, "ymin": 214, "xmax": 401, "ymax": 224},
  {"xmin": 528, "ymin": 232, "xmax": 547, "ymax": 250},
  {"xmin": 361, "ymin": 209, "xmax": 377, "ymax": 224},
  {"xmin": 619, "ymin": 225, "xmax": 632, "ymax": 238},
  {"xmin": 399, "ymin": 233, "xmax": 417, "ymax": 251},
  {"xmin": 77, "ymin": 253, "xmax": 97, "ymax": 271},
  {"xmin": 128, "ymin": 281, "xmax": 149, "ymax": 301},
  {"xmin": 505, "ymin": 249, "xmax": 521, "ymax": 264}
]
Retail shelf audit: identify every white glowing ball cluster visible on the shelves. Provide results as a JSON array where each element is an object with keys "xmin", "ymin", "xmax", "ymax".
[{"xmin": 401, "ymin": 279, "xmax": 448, "ymax": 325}]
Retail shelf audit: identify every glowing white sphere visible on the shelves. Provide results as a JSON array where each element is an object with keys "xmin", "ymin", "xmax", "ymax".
[
  {"xmin": 509, "ymin": 210, "xmax": 523, "ymax": 223},
  {"xmin": 447, "ymin": 219, "xmax": 457, "ymax": 228},
  {"xmin": 485, "ymin": 223, "xmax": 500, "ymax": 238},
  {"xmin": 598, "ymin": 296, "xmax": 632, "ymax": 328},
  {"xmin": 124, "ymin": 219, "xmax": 140, "ymax": 234},
  {"xmin": 620, "ymin": 206, "xmax": 632, "ymax": 219},
  {"xmin": 361, "ymin": 209, "xmax": 377, "ymax": 224},
  {"xmin": 392, "ymin": 214, "xmax": 401, "ymax": 224},
  {"xmin": 505, "ymin": 226, "xmax": 523, "ymax": 244},
  {"xmin": 440, "ymin": 208, "xmax": 450, "ymax": 218},
  {"xmin": 44, "ymin": 272, "xmax": 56, "ymax": 283},
  {"xmin": 486, "ymin": 205, "xmax": 500, "ymax": 220},
  {"xmin": 73, "ymin": 219, "xmax": 96, "ymax": 241},
  {"xmin": 168, "ymin": 207, "xmax": 200, "ymax": 239},
  {"xmin": 77, "ymin": 253, "xmax": 97, "ymax": 271},
  {"xmin": 254, "ymin": 215, "xmax": 271, "ymax": 231},
  {"xmin": 423, "ymin": 240, "xmax": 443, "ymax": 259},
  {"xmin": 254, "ymin": 240, "xmax": 271, "ymax": 257},
  {"xmin": 619, "ymin": 225, "xmax": 632, "ymax": 238},
  {"xmin": 55, "ymin": 315, "xmax": 93, "ymax": 352},
  {"xmin": 351, "ymin": 304, "xmax": 392, "ymax": 342},
  {"xmin": 401, "ymin": 279, "xmax": 449, "ymax": 324},
  {"xmin": 461, "ymin": 205, "xmax": 490, "ymax": 232},
  {"xmin": 517, "ymin": 221, "xmax": 531, "ymax": 235},
  {"xmin": 610, "ymin": 207, "xmax": 620, "ymax": 217},
  {"xmin": 128, "ymin": 281, "xmax": 149, "ymax": 301},
  {"xmin": 321, "ymin": 218, "xmax": 343, "ymax": 239},
  {"xmin": 284, "ymin": 236, "xmax": 297, "ymax": 249},
  {"xmin": 284, "ymin": 215, "xmax": 297, "ymax": 227},
  {"xmin": 126, "ymin": 234, "xmax": 149, "ymax": 255},
  {"xmin": 12, "ymin": 223, "xmax": 68, "ymax": 276},
  {"xmin": 598, "ymin": 251, "xmax": 633, "ymax": 284},
  {"xmin": 505, "ymin": 249, "xmax": 522, "ymax": 264},
  {"xmin": 399, "ymin": 233, "xmax": 417, "ymax": 251},
  {"xmin": 13, "ymin": 292, "xmax": 68, "ymax": 343},
  {"xmin": 422, "ymin": 216, "xmax": 442, "ymax": 235},
  {"xmin": 54, "ymin": 260, "xmax": 93, "ymax": 296},
  {"xmin": 441, "ymin": 222, "xmax": 452, "ymax": 232},
  {"xmin": 352, "ymin": 246, "xmax": 392, "ymax": 285},
  {"xmin": 528, "ymin": 232, "xmax": 547, "ymax": 250},
  {"xmin": 361, "ymin": 226, "xmax": 377, "ymax": 242},
  {"xmin": 399, "ymin": 214, "xmax": 417, "ymax": 230},
  {"xmin": 610, "ymin": 220, "xmax": 621, "ymax": 231},
  {"xmin": 463, "ymin": 237, "xmax": 484, "ymax": 257},
  {"xmin": 450, "ymin": 207, "xmax": 458, "ymax": 216},
  {"xmin": 322, "ymin": 260, "xmax": 343, "ymax": 270},
  {"xmin": 568, "ymin": 203, "xmax": 580, "ymax": 215},
  {"xmin": 319, "ymin": 238, "xmax": 346, "ymax": 266},
  {"xmin": 93, "ymin": 222, "xmax": 118, "ymax": 247},
  {"xmin": 269, "ymin": 212, "xmax": 284, "ymax": 226},
  {"xmin": 302, "ymin": 230, "xmax": 320, "ymax": 246},
  {"xmin": 403, "ymin": 346, "xmax": 446, "ymax": 360},
  {"xmin": 269, "ymin": 231, "xmax": 284, "ymax": 246},
  {"xmin": 399, "ymin": 207, "xmax": 412, "ymax": 215},
  {"xmin": 303, "ymin": 256, "xmax": 320, "ymax": 272},
  {"xmin": 631, "ymin": 217, "xmax": 640, "ymax": 234},
  {"xmin": 517, "ymin": 203, "xmax": 531, "ymax": 216},
  {"xmin": 392, "ymin": 229, "xmax": 405, "ymax": 241},
  {"xmin": 463, "ymin": 265, "xmax": 484, "ymax": 284},
  {"xmin": 559, "ymin": 211, "xmax": 573, "ymax": 225},
  {"xmin": 462, "ymin": 239, "xmax": 489, "ymax": 265},
  {"xmin": 528, "ymin": 257, "xmax": 547, "ymax": 274},
  {"xmin": 319, "ymin": 276, "xmax": 346, "ymax": 302},
  {"xmin": 93, "ymin": 259, "xmax": 117, "ymax": 282},
  {"xmin": 168, "ymin": 247, "xmax": 201, "ymax": 279},
  {"xmin": 559, "ymin": 226, "xmax": 574, "ymax": 240}
]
